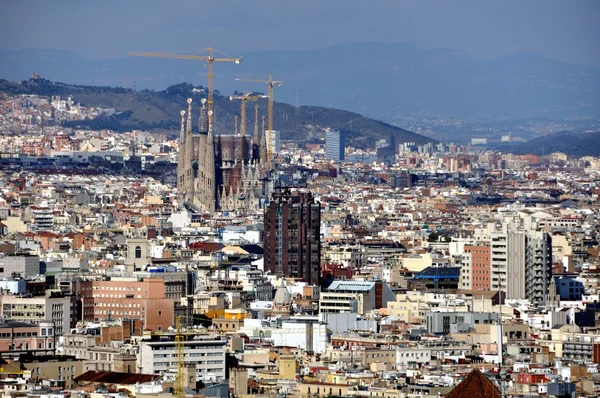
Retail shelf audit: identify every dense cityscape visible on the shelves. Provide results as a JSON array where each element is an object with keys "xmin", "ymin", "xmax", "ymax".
[
  {"xmin": 0, "ymin": 1, "xmax": 599, "ymax": 396},
  {"xmin": 0, "ymin": 77, "xmax": 598, "ymax": 398}
]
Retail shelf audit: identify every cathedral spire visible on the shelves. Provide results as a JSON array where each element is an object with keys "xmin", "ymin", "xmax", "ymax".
[
  {"xmin": 205, "ymin": 109, "xmax": 216, "ymax": 211},
  {"xmin": 186, "ymin": 98, "xmax": 193, "ymax": 133},
  {"xmin": 260, "ymin": 114, "xmax": 267, "ymax": 163},
  {"xmin": 179, "ymin": 110, "xmax": 186, "ymax": 143},
  {"xmin": 199, "ymin": 98, "xmax": 208, "ymax": 133}
]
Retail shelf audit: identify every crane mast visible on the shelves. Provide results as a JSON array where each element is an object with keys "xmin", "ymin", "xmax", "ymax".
[{"xmin": 175, "ymin": 315, "xmax": 184, "ymax": 398}]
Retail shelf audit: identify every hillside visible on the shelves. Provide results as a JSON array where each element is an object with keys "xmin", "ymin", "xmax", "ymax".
[
  {"xmin": 492, "ymin": 131, "xmax": 600, "ymax": 158},
  {"xmin": 1, "ymin": 43, "xmax": 598, "ymax": 122},
  {"xmin": 0, "ymin": 78, "xmax": 434, "ymax": 148}
]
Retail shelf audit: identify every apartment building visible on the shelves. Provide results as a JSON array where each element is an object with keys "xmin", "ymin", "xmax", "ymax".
[
  {"xmin": 0, "ymin": 291, "xmax": 72, "ymax": 336},
  {"xmin": 0, "ymin": 254, "xmax": 40, "ymax": 278},
  {"xmin": 137, "ymin": 333, "xmax": 226, "ymax": 382},
  {"xmin": 0, "ymin": 321, "xmax": 56, "ymax": 354},
  {"xmin": 76, "ymin": 278, "xmax": 174, "ymax": 331},
  {"xmin": 319, "ymin": 280, "xmax": 395, "ymax": 315},
  {"xmin": 460, "ymin": 244, "xmax": 491, "ymax": 291},
  {"xmin": 475, "ymin": 223, "xmax": 551, "ymax": 304}
]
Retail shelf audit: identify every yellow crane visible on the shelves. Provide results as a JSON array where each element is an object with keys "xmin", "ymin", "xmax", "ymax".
[
  {"xmin": 175, "ymin": 315, "xmax": 185, "ymax": 398},
  {"xmin": 129, "ymin": 48, "xmax": 243, "ymax": 115},
  {"xmin": 234, "ymin": 75, "xmax": 283, "ymax": 133}
]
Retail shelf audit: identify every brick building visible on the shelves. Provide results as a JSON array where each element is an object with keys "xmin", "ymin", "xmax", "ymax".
[
  {"xmin": 75, "ymin": 278, "xmax": 174, "ymax": 332},
  {"xmin": 263, "ymin": 189, "xmax": 321, "ymax": 285}
]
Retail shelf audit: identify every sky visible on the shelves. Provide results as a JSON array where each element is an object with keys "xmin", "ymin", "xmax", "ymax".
[{"xmin": 0, "ymin": 0, "xmax": 599, "ymax": 66}]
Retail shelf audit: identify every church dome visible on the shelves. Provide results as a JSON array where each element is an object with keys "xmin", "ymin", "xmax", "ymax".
[{"xmin": 273, "ymin": 284, "xmax": 291, "ymax": 306}]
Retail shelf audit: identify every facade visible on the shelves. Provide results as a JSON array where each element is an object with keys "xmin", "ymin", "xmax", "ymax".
[
  {"xmin": 137, "ymin": 333, "xmax": 226, "ymax": 382},
  {"xmin": 319, "ymin": 280, "xmax": 395, "ymax": 315},
  {"xmin": 265, "ymin": 130, "xmax": 281, "ymax": 157},
  {"xmin": 31, "ymin": 206, "xmax": 54, "ymax": 230},
  {"xmin": 0, "ymin": 291, "xmax": 72, "ymax": 336},
  {"xmin": 426, "ymin": 312, "xmax": 501, "ymax": 334},
  {"xmin": 75, "ymin": 278, "xmax": 174, "ymax": 332},
  {"xmin": 325, "ymin": 130, "xmax": 344, "ymax": 161},
  {"xmin": 22, "ymin": 357, "xmax": 84, "ymax": 389},
  {"xmin": 0, "ymin": 254, "xmax": 40, "ymax": 278},
  {"xmin": 461, "ymin": 245, "xmax": 491, "ymax": 291},
  {"xmin": 0, "ymin": 321, "xmax": 56, "ymax": 354},
  {"xmin": 477, "ymin": 223, "xmax": 552, "ymax": 305},
  {"xmin": 263, "ymin": 189, "xmax": 321, "ymax": 285},
  {"xmin": 177, "ymin": 98, "xmax": 268, "ymax": 212},
  {"xmin": 524, "ymin": 230, "xmax": 552, "ymax": 305}
]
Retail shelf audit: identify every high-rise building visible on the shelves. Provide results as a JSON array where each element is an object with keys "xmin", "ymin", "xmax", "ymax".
[
  {"xmin": 265, "ymin": 130, "xmax": 281, "ymax": 158},
  {"xmin": 263, "ymin": 189, "xmax": 321, "ymax": 285},
  {"xmin": 475, "ymin": 222, "xmax": 551, "ymax": 305},
  {"xmin": 325, "ymin": 130, "xmax": 344, "ymax": 161}
]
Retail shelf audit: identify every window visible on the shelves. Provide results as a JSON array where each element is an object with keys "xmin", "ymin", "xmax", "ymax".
[{"xmin": 135, "ymin": 246, "xmax": 142, "ymax": 259}]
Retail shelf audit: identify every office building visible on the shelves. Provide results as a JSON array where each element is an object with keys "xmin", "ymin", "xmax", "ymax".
[
  {"xmin": 263, "ymin": 189, "xmax": 321, "ymax": 285},
  {"xmin": 325, "ymin": 130, "xmax": 344, "ymax": 161}
]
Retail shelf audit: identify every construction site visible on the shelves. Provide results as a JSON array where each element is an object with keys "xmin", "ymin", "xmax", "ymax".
[{"xmin": 130, "ymin": 49, "xmax": 283, "ymax": 214}]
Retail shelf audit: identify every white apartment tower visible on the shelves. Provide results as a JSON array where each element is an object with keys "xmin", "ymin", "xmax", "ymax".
[{"xmin": 476, "ymin": 221, "xmax": 551, "ymax": 305}]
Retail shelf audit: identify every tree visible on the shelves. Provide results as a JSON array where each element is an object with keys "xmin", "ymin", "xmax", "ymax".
[{"xmin": 427, "ymin": 232, "xmax": 439, "ymax": 242}]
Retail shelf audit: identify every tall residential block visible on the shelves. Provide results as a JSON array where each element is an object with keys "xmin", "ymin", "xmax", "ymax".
[
  {"xmin": 263, "ymin": 189, "xmax": 321, "ymax": 285},
  {"xmin": 476, "ymin": 222, "xmax": 552, "ymax": 305},
  {"xmin": 325, "ymin": 130, "xmax": 344, "ymax": 161}
]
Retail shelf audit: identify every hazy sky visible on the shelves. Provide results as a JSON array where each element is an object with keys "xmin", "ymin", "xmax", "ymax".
[{"xmin": 1, "ymin": 0, "xmax": 599, "ymax": 65}]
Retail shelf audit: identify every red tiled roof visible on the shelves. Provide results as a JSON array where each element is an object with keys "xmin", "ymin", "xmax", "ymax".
[
  {"xmin": 445, "ymin": 369, "xmax": 501, "ymax": 398},
  {"xmin": 189, "ymin": 242, "xmax": 219, "ymax": 252}
]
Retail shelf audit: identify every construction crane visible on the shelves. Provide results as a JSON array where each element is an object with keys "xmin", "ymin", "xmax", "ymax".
[
  {"xmin": 175, "ymin": 315, "xmax": 185, "ymax": 398},
  {"xmin": 229, "ymin": 93, "xmax": 268, "ymax": 138},
  {"xmin": 234, "ymin": 75, "xmax": 283, "ymax": 133},
  {"xmin": 129, "ymin": 48, "xmax": 243, "ymax": 115},
  {"xmin": 253, "ymin": 103, "xmax": 260, "ymax": 145}
]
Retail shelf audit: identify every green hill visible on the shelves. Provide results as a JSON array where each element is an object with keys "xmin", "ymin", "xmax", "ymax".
[
  {"xmin": 0, "ymin": 78, "xmax": 435, "ymax": 148},
  {"xmin": 492, "ymin": 131, "xmax": 600, "ymax": 158}
]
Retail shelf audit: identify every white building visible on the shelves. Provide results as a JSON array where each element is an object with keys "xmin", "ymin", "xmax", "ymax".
[
  {"xmin": 137, "ymin": 333, "xmax": 226, "ymax": 382},
  {"xmin": 240, "ymin": 317, "xmax": 329, "ymax": 353},
  {"xmin": 266, "ymin": 130, "xmax": 281, "ymax": 157}
]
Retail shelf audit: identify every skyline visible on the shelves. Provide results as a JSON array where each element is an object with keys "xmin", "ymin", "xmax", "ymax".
[{"xmin": 0, "ymin": 0, "xmax": 599, "ymax": 66}]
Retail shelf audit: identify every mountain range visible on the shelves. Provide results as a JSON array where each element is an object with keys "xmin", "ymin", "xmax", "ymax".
[{"xmin": 1, "ymin": 42, "xmax": 598, "ymax": 122}]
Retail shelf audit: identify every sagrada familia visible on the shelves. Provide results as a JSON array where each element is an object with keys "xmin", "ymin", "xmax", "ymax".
[{"xmin": 177, "ymin": 98, "xmax": 270, "ymax": 212}]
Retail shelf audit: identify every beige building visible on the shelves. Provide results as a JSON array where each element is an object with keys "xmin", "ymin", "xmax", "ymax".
[
  {"xmin": 23, "ymin": 358, "xmax": 84, "ymax": 389},
  {"xmin": 0, "ymin": 290, "xmax": 72, "ymax": 335},
  {"xmin": 297, "ymin": 382, "xmax": 355, "ymax": 397},
  {"xmin": 402, "ymin": 253, "xmax": 432, "ymax": 272},
  {"xmin": 386, "ymin": 294, "xmax": 430, "ymax": 323}
]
